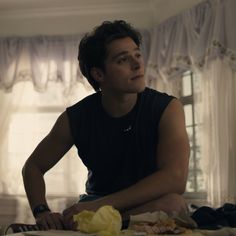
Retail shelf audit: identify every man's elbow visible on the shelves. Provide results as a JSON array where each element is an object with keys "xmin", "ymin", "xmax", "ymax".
[
  {"xmin": 22, "ymin": 159, "xmax": 31, "ymax": 179},
  {"xmin": 172, "ymin": 172, "xmax": 188, "ymax": 194},
  {"xmin": 176, "ymin": 183, "xmax": 186, "ymax": 195},
  {"xmin": 22, "ymin": 158, "xmax": 42, "ymax": 179}
]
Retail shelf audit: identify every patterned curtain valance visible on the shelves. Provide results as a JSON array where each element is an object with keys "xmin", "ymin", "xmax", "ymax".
[{"xmin": 146, "ymin": 0, "xmax": 236, "ymax": 81}]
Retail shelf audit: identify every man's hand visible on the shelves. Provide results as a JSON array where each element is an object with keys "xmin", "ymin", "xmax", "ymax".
[
  {"xmin": 62, "ymin": 201, "xmax": 99, "ymax": 230},
  {"xmin": 35, "ymin": 211, "xmax": 65, "ymax": 230}
]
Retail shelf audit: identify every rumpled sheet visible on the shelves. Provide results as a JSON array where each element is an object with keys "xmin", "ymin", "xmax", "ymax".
[{"xmin": 128, "ymin": 211, "xmax": 236, "ymax": 236}]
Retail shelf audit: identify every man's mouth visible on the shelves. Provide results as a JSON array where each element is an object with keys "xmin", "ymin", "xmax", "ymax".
[{"xmin": 131, "ymin": 75, "xmax": 144, "ymax": 80}]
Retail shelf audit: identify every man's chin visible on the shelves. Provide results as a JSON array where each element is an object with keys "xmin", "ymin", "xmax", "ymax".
[
  {"xmin": 133, "ymin": 83, "xmax": 146, "ymax": 93},
  {"xmin": 125, "ymin": 87, "xmax": 145, "ymax": 95},
  {"xmin": 103, "ymin": 83, "xmax": 146, "ymax": 95}
]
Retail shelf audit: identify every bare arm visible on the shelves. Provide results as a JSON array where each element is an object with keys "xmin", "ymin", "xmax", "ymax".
[
  {"xmin": 64, "ymin": 99, "xmax": 189, "ymax": 218},
  {"xmin": 22, "ymin": 111, "xmax": 74, "ymax": 228}
]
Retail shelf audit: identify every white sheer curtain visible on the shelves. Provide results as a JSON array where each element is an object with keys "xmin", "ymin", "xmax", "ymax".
[
  {"xmin": 0, "ymin": 84, "xmax": 26, "ymax": 193},
  {"xmin": 0, "ymin": 34, "xmax": 95, "ymax": 223},
  {"xmin": 201, "ymin": 59, "xmax": 236, "ymax": 206},
  {"xmin": 0, "ymin": 34, "xmax": 92, "ymax": 193},
  {"xmin": 0, "ymin": 82, "xmax": 93, "ymax": 222},
  {"xmin": 146, "ymin": 0, "xmax": 236, "ymax": 207}
]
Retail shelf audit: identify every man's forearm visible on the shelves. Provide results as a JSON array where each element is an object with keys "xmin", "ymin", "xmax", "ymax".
[
  {"xmin": 94, "ymin": 169, "xmax": 185, "ymax": 212},
  {"xmin": 22, "ymin": 162, "xmax": 48, "ymax": 212}
]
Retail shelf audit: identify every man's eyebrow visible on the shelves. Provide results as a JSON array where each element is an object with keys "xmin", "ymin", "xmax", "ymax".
[{"xmin": 111, "ymin": 47, "xmax": 140, "ymax": 60}]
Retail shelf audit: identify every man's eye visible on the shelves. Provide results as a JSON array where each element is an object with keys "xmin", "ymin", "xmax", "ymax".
[{"xmin": 117, "ymin": 57, "xmax": 127, "ymax": 63}]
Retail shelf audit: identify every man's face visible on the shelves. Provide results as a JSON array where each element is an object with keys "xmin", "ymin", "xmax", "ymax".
[{"xmin": 100, "ymin": 37, "xmax": 145, "ymax": 94}]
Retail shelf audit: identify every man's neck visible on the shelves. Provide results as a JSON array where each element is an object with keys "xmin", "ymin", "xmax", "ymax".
[{"xmin": 101, "ymin": 91, "xmax": 138, "ymax": 118}]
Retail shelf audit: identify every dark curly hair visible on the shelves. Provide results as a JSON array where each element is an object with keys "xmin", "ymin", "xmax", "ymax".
[{"xmin": 78, "ymin": 20, "xmax": 142, "ymax": 91}]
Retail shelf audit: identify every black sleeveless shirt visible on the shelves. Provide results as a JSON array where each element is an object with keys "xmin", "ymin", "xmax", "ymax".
[{"xmin": 66, "ymin": 87, "xmax": 174, "ymax": 195}]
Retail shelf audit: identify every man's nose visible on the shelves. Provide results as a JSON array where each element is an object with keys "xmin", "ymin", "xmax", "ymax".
[{"xmin": 131, "ymin": 57, "xmax": 141, "ymax": 70}]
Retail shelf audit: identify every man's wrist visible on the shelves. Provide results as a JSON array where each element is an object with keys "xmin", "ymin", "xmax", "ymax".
[{"xmin": 33, "ymin": 204, "xmax": 51, "ymax": 218}]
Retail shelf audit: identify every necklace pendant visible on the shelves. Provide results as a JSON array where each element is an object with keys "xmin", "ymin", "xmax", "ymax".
[{"xmin": 123, "ymin": 125, "xmax": 132, "ymax": 132}]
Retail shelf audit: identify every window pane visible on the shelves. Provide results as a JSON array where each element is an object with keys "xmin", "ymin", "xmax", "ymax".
[
  {"xmin": 195, "ymin": 125, "xmax": 202, "ymax": 146},
  {"xmin": 186, "ymin": 126, "xmax": 193, "ymax": 147},
  {"xmin": 197, "ymin": 169, "xmax": 206, "ymax": 192},
  {"xmin": 182, "ymin": 74, "xmax": 192, "ymax": 96},
  {"xmin": 8, "ymin": 111, "xmax": 88, "ymax": 195},
  {"xmin": 195, "ymin": 146, "xmax": 202, "ymax": 169},
  {"xmin": 186, "ymin": 170, "xmax": 195, "ymax": 192},
  {"xmin": 8, "ymin": 112, "xmax": 59, "ymax": 194},
  {"xmin": 188, "ymin": 149, "xmax": 194, "ymax": 169},
  {"xmin": 184, "ymin": 105, "xmax": 193, "ymax": 126},
  {"xmin": 9, "ymin": 113, "xmax": 60, "ymax": 155}
]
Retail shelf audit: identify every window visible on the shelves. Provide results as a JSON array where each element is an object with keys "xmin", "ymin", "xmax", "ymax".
[
  {"xmin": 180, "ymin": 71, "xmax": 206, "ymax": 198},
  {"xmin": 6, "ymin": 81, "xmax": 92, "ymax": 196}
]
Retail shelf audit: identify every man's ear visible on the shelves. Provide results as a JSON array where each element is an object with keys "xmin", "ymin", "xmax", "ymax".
[{"xmin": 90, "ymin": 67, "xmax": 104, "ymax": 83}]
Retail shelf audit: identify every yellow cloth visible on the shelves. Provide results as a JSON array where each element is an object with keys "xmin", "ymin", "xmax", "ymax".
[{"xmin": 73, "ymin": 205, "xmax": 131, "ymax": 236}]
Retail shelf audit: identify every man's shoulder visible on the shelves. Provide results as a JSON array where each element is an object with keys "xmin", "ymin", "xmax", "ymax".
[
  {"xmin": 141, "ymin": 87, "xmax": 174, "ymax": 102},
  {"xmin": 137, "ymin": 87, "xmax": 176, "ymax": 122},
  {"xmin": 67, "ymin": 92, "xmax": 99, "ymax": 111}
]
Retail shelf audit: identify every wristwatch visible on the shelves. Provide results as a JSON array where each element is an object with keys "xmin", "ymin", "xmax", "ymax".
[{"xmin": 33, "ymin": 204, "xmax": 51, "ymax": 218}]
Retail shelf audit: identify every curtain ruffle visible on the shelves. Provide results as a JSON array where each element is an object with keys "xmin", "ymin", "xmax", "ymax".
[
  {"xmin": 0, "ymin": 38, "xmax": 24, "ymax": 90},
  {"xmin": 0, "ymin": 35, "xmax": 87, "ymax": 93},
  {"xmin": 146, "ymin": 0, "xmax": 236, "ymax": 81}
]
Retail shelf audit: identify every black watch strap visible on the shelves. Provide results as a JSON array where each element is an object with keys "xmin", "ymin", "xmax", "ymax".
[{"xmin": 33, "ymin": 204, "xmax": 51, "ymax": 218}]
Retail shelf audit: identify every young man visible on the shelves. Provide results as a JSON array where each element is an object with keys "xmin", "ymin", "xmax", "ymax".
[{"xmin": 22, "ymin": 20, "xmax": 190, "ymax": 230}]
